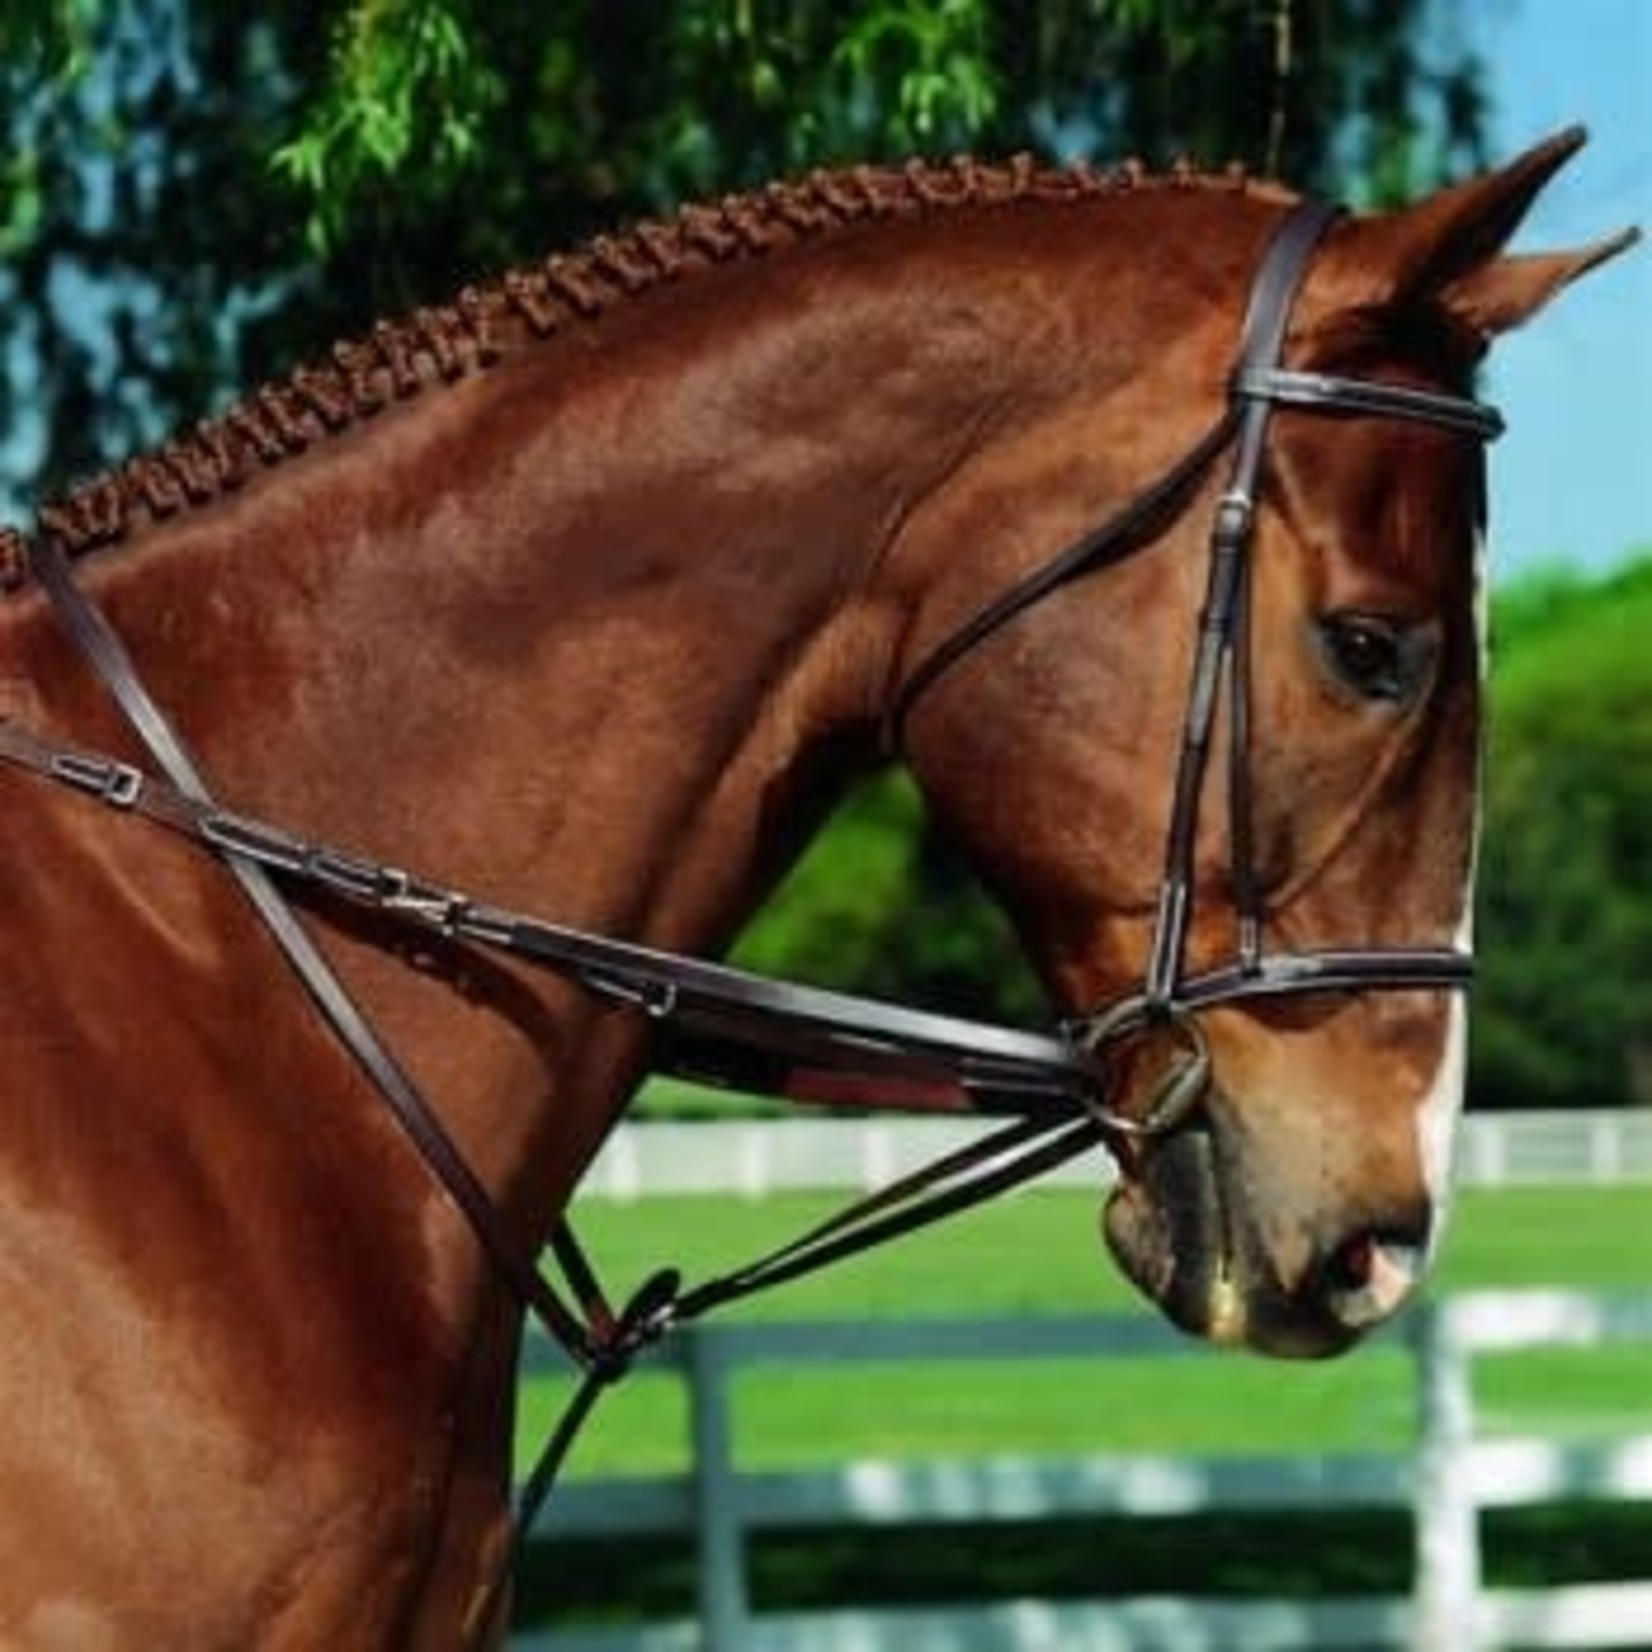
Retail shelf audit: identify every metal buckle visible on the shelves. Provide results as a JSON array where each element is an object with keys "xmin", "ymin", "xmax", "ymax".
[
  {"xmin": 49, "ymin": 752, "xmax": 144, "ymax": 809},
  {"xmin": 381, "ymin": 882, "xmax": 469, "ymax": 931},
  {"xmin": 1212, "ymin": 491, "xmax": 1254, "ymax": 546},
  {"xmin": 582, "ymin": 968, "xmax": 680, "ymax": 1020},
  {"xmin": 1067, "ymin": 995, "xmax": 1212, "ymax": 1137},
  {"xmin": 306, "ymin": 847, "xmax": 392, "ymax": 901}
]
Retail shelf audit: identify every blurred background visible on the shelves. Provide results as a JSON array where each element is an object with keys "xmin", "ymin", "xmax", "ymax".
[{"xmin": 2, "ymin": 4, "xmax": 1646, "ymax": 1647}]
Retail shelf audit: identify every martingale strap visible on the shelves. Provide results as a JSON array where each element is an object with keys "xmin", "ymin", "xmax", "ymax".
[
  {"xmin": 4, "ymin": 548, "xmax": 1120, "ymax": 1580},
  {"xmin": 22, "ymin": 538, "xmax": 604, "ymax": 1361},
  {"xmin": 0, "ymin": 703, "xmax": 1107, "ymax": 1121}
]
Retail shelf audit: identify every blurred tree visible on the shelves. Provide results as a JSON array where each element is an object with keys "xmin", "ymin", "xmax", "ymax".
[
  {"xmin": 733, "ymin": 771, "xmax": 1044, "ymax": 1021},
  {"xmin": 1473, "ymin": 555, "xmax": 1652, "ymax": 1110},
  {"xmin": 0, "ymin": 5, "xmax": 323, "ymax": 506}
]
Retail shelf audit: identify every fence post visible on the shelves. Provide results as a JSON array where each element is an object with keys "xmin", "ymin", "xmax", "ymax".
[
  {"xmin": 1411, "ymin": 1299, "xmax": 1482, "ymax": 1652},
  {"xmin": 1588, "ymin": 1114, "xmax": 1622, "ymax": 1183},
  {"xmin": 687, "ymin": 1326, "xmax": 747, "ymax": 1650}
]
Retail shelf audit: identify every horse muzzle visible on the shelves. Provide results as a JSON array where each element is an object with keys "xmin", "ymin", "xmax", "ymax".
[{"xmin": 1099, "ymin": 1086, "xmax": 1432, "ymax": 1359}]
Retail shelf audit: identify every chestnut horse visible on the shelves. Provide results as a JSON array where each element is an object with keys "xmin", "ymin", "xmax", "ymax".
[{"xmin": 0, "ymin": 129, "xmax": 1633, "ymax": 1646}]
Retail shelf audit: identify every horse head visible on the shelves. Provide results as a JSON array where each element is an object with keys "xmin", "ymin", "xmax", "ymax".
[{"xmin": 889, "ymin": 129, "xmax": 1634, "ymax": 1355}]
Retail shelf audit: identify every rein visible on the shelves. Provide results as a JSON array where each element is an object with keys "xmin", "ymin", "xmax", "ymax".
[
  {"xmin": 0, "ymin": 557, "xmax": 1119, "ymax": 1493},
  {"xmin": 0, "ymin": 194, "xmax": 1502, "ymax": 1621}
]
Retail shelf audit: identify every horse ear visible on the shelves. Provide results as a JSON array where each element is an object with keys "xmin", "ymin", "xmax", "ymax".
[
  {"xmin": 1333, "ymin": 126, "xmax": 1640, "ymax": 339},
  {"xmin": 1438, "ymin": 234, "xmax": 1639, "ymax": 336}
]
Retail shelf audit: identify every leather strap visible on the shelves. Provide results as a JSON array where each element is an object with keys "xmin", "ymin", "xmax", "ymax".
[
  {"xmin": 1236, "ymin": 366, "xmax": 1506, "ymax": 438},
  {"xmin": 1142, "ymin": 199, "xmax": 1344, "ymax": 1003},
  {"xmin": 0, "ymin": 708, "xmax": 1110, "ymax": 1119},
  {"xmin": 882, "ymin": 406, "xmax": 1242, "ymax": 752},
  {"xmin": 28, "ymin": 538, "xmax": 603, "ymax": 1361},
  {"xmin": 2, "ymin": 568, "xmax": 1126, "ymax": 1572}
]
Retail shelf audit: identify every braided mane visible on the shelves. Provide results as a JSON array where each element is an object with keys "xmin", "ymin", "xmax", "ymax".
[{"xmin": 11, "ymin": 154, "xmax": 1273, "ymax": 574}]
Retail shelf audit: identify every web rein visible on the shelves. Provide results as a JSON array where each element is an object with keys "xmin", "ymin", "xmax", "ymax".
[{"xmin": 0, "ymin": 197, "xmax": 1501, "ymax": 1593}]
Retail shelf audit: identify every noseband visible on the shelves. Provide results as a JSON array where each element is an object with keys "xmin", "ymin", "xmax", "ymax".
[
  {"xmin": 888, "ymin": 198, "xmax": 1501, "ymax": 1121},
  {"xmin": 0, "ymin": 195, "xmax": 1503, "ymax": 1565}
]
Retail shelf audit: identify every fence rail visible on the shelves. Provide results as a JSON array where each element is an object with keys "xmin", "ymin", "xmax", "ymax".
[
  {"xmin": 580, "ymin": 1109, "xmax": 1652, "ymax": 1202},
  {"xmin": 513, "ymin": 1289, "xmax": 1652, "ymax": 1652}
]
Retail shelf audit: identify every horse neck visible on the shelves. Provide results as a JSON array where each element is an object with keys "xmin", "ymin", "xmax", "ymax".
[{"xmin": 13, "ymin": 189, "xmax": 1246, "ymax": 1219}]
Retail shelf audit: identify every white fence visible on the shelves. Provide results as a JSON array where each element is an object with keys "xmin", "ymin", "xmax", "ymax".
[
  {"xmin": 513, "ymin": 1289, "xmax": 1652, "ymax": 1652},
  {"xmin": 580, "ymin": 1109, "xmax": 1652, "ymax": 1202}
]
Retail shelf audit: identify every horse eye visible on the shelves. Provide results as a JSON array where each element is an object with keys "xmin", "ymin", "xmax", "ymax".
[{"xmin": 1317, "ymin": 612, "xmax": 1418, "ymax": 703}]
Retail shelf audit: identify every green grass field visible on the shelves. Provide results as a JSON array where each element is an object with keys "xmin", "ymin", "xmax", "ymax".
[
  {"xmin": 519, "ymin": 1184, "xmax": 1652, "ymax": 1476},
  {"xmin": 514, "ymin": 1183, "xmax": 1652, "ymax": 1630}
]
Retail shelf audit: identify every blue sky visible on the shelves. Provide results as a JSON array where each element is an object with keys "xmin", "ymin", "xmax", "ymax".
[{"xmin": 1467, "ymin": 0, "xmax": 1651, "ymax": 575}]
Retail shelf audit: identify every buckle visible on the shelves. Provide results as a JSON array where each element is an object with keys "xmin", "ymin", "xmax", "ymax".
[
  {"xmin": 1066, "ymin": 995, "xmax": 1211, "ymax": 1138},
  {"xmin": 50, "ymin": 752, "xmax": 144, "ymax": 809},
  {"xmin": 1212, "ymin": 491, "xmax": 1254, "ymax": 546}
]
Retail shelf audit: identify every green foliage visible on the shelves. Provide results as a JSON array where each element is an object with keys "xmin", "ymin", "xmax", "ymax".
[
  {"xmin": 272, "ymin": 0, "xmax": 503, "ymax": 255},
  {"xmin": 0, "ymin": 0, "xmax": 94, "ymax": 77},
  {"xmin": 732, "ymin": 773, "xmax": 1041, "ymax": 1020},
  {"xmin": 1473, "ymin": 554, "xmax": 1652, "ymax": 1110},
  {"xmin": 732, "ymin": 773, "xmax": 922, "ymax": 991},
  {"xmin": 0, "ymin": 5, "xmax": 323, "ymax": 497},
  {"xmin": 263, "ymin": 0, "xmax": 1488, "ymax": 257}
]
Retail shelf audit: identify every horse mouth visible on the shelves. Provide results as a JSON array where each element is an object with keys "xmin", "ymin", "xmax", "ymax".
[
  {"xmin": 1100, "ymin": 1121, "xmax": 1363, "ymax": 1359},
  {"xmin": 1101, "ymin": 1125, "xmax": 1247, "ymax": 1344}
]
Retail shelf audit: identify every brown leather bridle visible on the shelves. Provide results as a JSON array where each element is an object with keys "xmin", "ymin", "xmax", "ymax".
[
  {"xmin": 887, "ymin": 197, "xmax": 1500, "ymax": 1128},
  {"xmin": 0, "ymin": 197, "xmax": 1502, "ymax": 1588}
]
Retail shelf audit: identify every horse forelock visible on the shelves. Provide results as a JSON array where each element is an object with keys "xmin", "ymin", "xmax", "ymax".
[{"xmin": 22, "ymin": 155, "xmax": 1287, "ymax": 566}]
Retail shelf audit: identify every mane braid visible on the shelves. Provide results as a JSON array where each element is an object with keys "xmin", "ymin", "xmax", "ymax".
[{"xmin": 26, "ymin": 155, "xmax": 1266, "ymax": 564}]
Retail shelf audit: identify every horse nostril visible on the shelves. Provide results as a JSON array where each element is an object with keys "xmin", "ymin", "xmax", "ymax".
[
  {"xmin": 1320, "ymin": 1228, "xmax": 1427, "ymax": 1330},
  {"xmin": 1327, "ymin": 1231, "xmax": 1379, "ymax": 1290}
]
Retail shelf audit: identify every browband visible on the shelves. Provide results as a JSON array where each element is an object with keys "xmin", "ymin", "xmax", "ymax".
[{"xmin": 1236, "ymin": 365, "xmax": 1505, "ymax": 438}]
